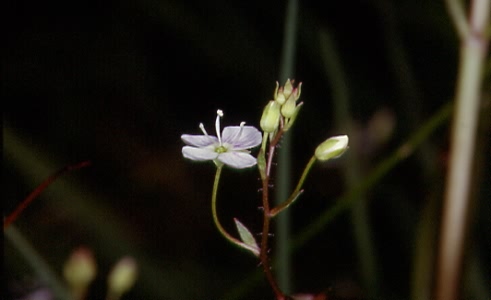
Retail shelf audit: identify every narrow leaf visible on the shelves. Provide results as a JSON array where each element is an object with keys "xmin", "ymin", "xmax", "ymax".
[{"xmin": 234, "ymin": 218, "xmax": 260, "ymax": 257}]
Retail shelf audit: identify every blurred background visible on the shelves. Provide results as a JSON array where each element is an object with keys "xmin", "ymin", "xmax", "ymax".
[{"xmin": 4, "ymin": 0, "xmax": 490, "ymax": 299}]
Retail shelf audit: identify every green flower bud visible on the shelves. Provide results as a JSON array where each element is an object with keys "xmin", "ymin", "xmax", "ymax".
[
  {"xmin": 282, "ymin": 102, "xmax": 303, "ymax": 132},
  {"xmin": 260, "ymin": 101, "xmax": 281, "ymax": 133},
  {"xmin": 293, "ymin": 82, "xmax": 302, "ymax": 101},
  {"xmin": 281, "ymin": 96, "xmax": 297, "ymax": 118},
  {"xmin": 283, "ymin": 79, "xmax": 293, "ymax": 99},
  {"xmin": 275, "ymin": 91, "xmax": 286, "ymax": 105},
  {"xmin": 107, "ymin": 257, "xmax": 138, "ymax": 298},
  {"xmin": 63, "ymin": 247, "xmax": 97, "ymax": 294},
  {"xmin": 315, "ymin": 135, "xmax": 349, "ymax": 161}
]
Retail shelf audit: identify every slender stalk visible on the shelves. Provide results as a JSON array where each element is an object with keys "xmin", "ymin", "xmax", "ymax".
[
  {"xmin": 211, "ymin": 165, "xmax": 256, "ymax": 253},
  {"xmin": 436, "ymin": 0, "xmax": 490, "ymax": 299},
  {"xmin": 270, "ymin": 156, "xmax": 317, "ymax": 217},
  {"xmin": 260, "ymin": 176, "xmax": 284, "ymax": 300},
  {"xmin": 266, "ymin": 128, "xmax": 284, "ymax": 177}
]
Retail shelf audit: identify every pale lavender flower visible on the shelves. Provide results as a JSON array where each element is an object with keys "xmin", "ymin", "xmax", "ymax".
[{"xmin": 181, "ymin": 110, "xmax": 262, "ymax": 169}]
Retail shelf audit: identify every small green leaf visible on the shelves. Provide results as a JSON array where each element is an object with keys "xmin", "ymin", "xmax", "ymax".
[{"xmin": 234, "ymin": 218, "xmax": 260, "ymax": 257}]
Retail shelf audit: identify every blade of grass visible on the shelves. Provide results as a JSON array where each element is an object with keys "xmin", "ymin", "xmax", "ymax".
[{"xmin": 275, "ymin": 0, "xmax": 300, "ymax": 294}]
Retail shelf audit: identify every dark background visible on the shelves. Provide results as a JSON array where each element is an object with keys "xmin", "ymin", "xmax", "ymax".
[{"xmin": 4, "ymin": 0, "xmax": 490, "ymax": 299}]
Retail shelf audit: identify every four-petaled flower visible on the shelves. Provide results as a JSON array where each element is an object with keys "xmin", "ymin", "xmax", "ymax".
[{"xmin": 181, "ymin": 110, "xmax": 262, "ymax": 169}]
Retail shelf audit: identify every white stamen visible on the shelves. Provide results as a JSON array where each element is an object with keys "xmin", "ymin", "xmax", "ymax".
[
  {"xmin": 237, "ymin": 122, "xmax": 246, "ymax": 139},
  {"xmin": 216, "ymin": 109, "xmax": 224, "ymax": 145},
  {"xmin": 199, "ymin": 123, "xmax": 208, "ymax": 136}
]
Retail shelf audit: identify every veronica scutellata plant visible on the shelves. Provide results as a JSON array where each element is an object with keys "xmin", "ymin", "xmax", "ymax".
[{"xmin": 181, "ymin": 80, "xmax": 349, "ymax": 300}]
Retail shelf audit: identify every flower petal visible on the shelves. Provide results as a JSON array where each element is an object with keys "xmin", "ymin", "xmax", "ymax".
[
  {"xmin": 217, "ymin": 151, "xmax": 257, "ymax": 169},
  {"xmin": 222, "ymin": 126, "xmax": 262, "ymax": 149},
  {"xmin": 182, "ymin": 146, "xmax": 218, "ymax": 161},
  {"xmin": 181, "ymin": 134, "xmax": 218, "ymax": 147}
]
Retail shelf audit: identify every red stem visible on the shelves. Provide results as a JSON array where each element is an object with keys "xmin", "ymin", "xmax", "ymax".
[
  {"xmin": 4, "ymin": 160, "xmax": 91, "ymax": 229},
  {"xmin": 260, "ymin": 127, "xmax": 286, "ymax": 299}
]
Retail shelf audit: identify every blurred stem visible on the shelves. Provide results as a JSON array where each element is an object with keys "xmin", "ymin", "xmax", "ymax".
[
  {"xmin": 445, "ymin": 0, "xmax": 471, "ymax": 38},
  {"xmin": 5, "ymin": 225, "xmax": 73, "ymax": 300},
  {"xmin": 292, "ymin": 101, "xmax": 453, "ymax": 250},
  {"xmin": 211, "ymin": 165, "xmax": 257, "ymax": 255},
  {"xmin": 319, "ymin": 29, "xmax": 378, "ymax": 294},
  {"xmin": 436, "ymin": 0, "xmax": 490, "ymax": 299},
  {"xmin": 275, "ymin": 0, "xmax": 299, "ymax": 293},
  {"xmin": 4, "ymin": 161, "xmax": 91, "ymax": 229}
]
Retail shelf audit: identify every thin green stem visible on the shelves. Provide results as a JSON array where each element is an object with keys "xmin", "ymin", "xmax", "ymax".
[
  {"xmin": 211, "ymin": 165, "xmax": 256, "ymax": 254},
  {"xmin": 270, "ymin": 155, "xmax": 317, "ymax": 217}
]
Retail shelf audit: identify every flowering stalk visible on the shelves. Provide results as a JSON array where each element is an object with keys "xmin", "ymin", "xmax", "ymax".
[
  {"xmin": 211, "ymin": 165, "xmax": 260, "ymax": 256},
  {"xmin": 256, "ymin": 81, "xmax": 349, "ymax": 298},
  {"xmin": 181, "ymin": 81, "xmax": 348, "ymax": 299},
  {"xmin": 258, "ymin": 126, "xmax": 287, "ymax": 300}
]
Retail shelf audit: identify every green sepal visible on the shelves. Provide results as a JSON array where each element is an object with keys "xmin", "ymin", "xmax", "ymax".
[{"xmin": 257, "ymin": 148, "xmax": 267, "ymax": 180}]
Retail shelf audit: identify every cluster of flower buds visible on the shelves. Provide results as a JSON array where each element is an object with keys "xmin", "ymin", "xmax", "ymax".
[
  {"xmin": 260, "ymin": 79, "xmax": 303, "ymax": 135},
  {"xmin": 63, "ymin": 247, "xmax": 138, "ymax": 300}
]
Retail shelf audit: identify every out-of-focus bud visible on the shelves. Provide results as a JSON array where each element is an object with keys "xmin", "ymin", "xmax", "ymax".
[
  {"xmin": 260, "ymin": 101, "xmax": 281, "ymax": 133},
  {"xmin": 315, "ymin": 135, "xmax": 349, "ymax": 161},
  {"xmin": 107, "ymin": 256, "xmax": 138, "ymax": 299},
  {"xmin": 63, "ymin": 247, "xmax": 97, "ymax": 299}
]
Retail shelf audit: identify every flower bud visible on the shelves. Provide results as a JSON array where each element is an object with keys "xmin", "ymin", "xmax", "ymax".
[
  {"xmin": 260, "ymin": 101, "xmax": 281, "ymax": 133},
  {"xmin": 315, "ymin": 135, "xmax": 349, "ymax": 161},
  {"xmin": 275, "ymin": 91, "xmax": 286, "ymax": 105},
  {"xmin": 281, "ymin": 96, "xmax": 297, "ymax": 118},
  {"xmin": 107, "ymin": 257, "xmax": 138, "ymax": 298},
  {"xmin": 282, "ymin": 102, "xmax": 303, "ymax": 132},
  {"xmin": 293, "ymin": 82, "xmax": 302, "ymax": 101},
  {"xmin": 63, "ymin": 247, "xmax": 97, "ymax": 294},
  {"xmin": 282, "ymin": 79, "xmax": 293, "ymax": 99}
]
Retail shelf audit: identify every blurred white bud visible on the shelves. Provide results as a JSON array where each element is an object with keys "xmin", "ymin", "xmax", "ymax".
[{"xmin": 107, "ymin": 256, "xmax": 138, "ymax": 299}]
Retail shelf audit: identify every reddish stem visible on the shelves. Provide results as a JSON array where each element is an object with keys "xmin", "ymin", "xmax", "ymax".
[
  {"xmin": 260, "ymin": 126, "xmax": 286, "ymax": 299},
  {"xmin": 4, "ymin": 160, "xmax": 91, "ymax": 229}
]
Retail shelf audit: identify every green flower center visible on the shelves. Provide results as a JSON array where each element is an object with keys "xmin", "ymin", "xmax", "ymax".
[{"xmin": 215, "ymin": 145, "xmax": 228, "ymax": 153}]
